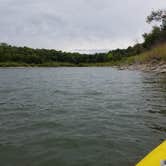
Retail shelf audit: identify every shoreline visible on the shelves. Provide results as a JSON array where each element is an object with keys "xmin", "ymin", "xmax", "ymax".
[
  {"xmin": 0, "ymin": 61, "xmax": 166, "ymax": 74},
  {"xmin": 118, "ymin": 61, "xmax": 166, "ymax": 74}
]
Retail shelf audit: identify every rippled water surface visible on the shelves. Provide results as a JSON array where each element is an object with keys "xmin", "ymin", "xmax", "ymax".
[{"xmin": 0, "ymin": 67, "xmax": 166, "ymax": 166}]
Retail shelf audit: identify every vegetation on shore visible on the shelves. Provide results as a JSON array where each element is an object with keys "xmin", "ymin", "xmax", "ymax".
[
  {"xmin": 116, "ymin": 43, "xmax": 166, "ymax": 66},
  {"xmin": 0, "ymin": 9, "xmax": 166, "ymax": 67},
  {"xmin": 1, "ymin": 43, "xmax": 165, "ymax": 68}
]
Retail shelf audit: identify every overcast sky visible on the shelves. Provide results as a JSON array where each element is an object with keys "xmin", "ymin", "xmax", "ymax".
[{"xmin": 0, "ymin": 0, "xmax": 165, "ymax": 52}]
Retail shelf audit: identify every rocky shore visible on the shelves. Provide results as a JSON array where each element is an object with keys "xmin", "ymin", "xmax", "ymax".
[{"xmin": 118, "ymin": 61, "xmax": 166, "ymax": 74}]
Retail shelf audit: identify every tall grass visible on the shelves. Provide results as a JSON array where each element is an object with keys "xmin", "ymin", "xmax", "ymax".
[{"xmin": 122, "ymin": 43, "xmax": 166, "ymax": 65}]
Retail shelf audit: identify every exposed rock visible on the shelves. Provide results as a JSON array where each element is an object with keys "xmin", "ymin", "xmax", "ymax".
[{"xmin": 120, "ymin": 61, "xmax": 166, "ymax": 74}]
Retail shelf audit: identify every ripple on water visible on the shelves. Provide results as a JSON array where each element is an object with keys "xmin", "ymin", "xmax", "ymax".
[{"xmin": 0, "ymin": 67, "xmax": 166, "ymax": 166}]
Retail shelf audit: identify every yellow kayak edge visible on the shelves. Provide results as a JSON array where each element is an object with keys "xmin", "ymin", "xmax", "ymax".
[{"xmin": 136, "ymin": 141, "xmax": 166, "ymax": 166}]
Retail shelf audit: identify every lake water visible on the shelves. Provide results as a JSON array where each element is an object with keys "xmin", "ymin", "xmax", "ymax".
[{"xmin": 0, "ymin": 67, "xmax": 165, "ymax": 166}]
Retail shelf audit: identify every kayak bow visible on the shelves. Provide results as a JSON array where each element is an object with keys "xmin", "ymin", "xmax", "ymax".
[{"xmin": 136, "ymin": 141, "xmax": 166, "ymax": 166}]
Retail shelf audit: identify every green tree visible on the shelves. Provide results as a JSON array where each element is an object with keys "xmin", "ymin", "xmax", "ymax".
[{"xmin": 147, "ymin": 9, "xmax": 166, "ymax": 30}]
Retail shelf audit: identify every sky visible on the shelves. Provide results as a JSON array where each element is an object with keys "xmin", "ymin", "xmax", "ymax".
[{"xmin": 0, "ymin": 0, "xmax": 165, "ymax": 53}]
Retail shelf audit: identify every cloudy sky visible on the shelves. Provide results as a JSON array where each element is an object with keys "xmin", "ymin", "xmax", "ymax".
[{"xmin": 0, "ymin": 0, "xmax": 165, "ymax": 52}]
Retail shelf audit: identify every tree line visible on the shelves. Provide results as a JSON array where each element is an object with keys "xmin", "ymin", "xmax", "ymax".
[
  {"xmin": 107, "ymin": 9, "xmax": 166, "ymax": 61},
  {"xmin": 0, "ymin": 44, "xmax": 112, "ymax": 64}
]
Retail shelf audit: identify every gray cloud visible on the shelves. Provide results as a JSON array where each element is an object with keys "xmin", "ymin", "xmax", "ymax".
[{"xmin": 0, "ymin": 0, "xmax": 165, "ymax": 52}]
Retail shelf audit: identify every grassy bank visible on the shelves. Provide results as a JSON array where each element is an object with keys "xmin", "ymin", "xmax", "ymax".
[
  {"xmin": 0, "ymin": 61, "xmax": 121, "ymax": 67},
  {"xmin": 0, "ymin": 62, "xmax": 77, "ymax": 67},
  {"xmin": 118, "ymin": 43, "xmax": 166, "ymax": 66},
  {"xmin": 80, "ymin": 44, "xmax": 166, "ymax": 67}
]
